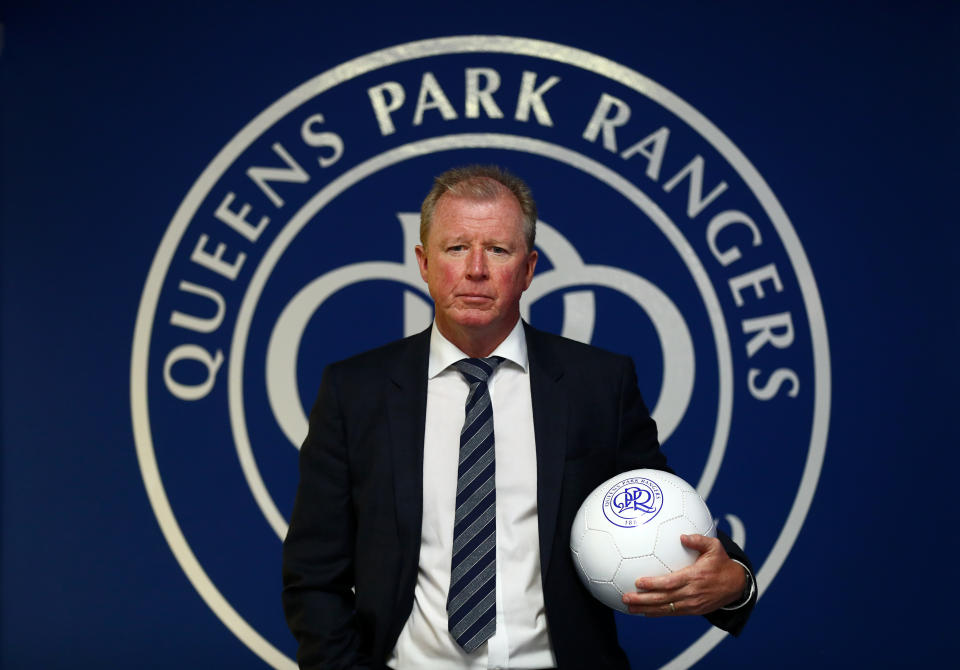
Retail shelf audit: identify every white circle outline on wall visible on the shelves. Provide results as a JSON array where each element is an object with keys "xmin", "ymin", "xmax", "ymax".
[{"xmin": 130, "ymin": 35, "xmax": 831, "ymax": 670}]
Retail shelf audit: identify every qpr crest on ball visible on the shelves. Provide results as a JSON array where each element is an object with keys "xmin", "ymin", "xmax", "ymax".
[{"xmin": 604, "ymin": 475, "xmax": 664, "ymax": 527}]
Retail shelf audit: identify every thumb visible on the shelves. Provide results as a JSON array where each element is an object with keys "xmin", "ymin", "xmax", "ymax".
[{"xmin": 679, "ymin": 533, "xmax": 713, "ymax": 553}]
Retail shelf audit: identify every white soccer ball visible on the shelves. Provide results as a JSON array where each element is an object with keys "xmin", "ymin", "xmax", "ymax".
[{"xmin": 570, "ymin": 468, "xmax": 717, "ymax": 613}]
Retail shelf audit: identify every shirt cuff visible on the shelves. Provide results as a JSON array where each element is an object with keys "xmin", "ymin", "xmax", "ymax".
[{"xmin": 720, "ymin": 560, "xmax": 756, "ymax": 611}]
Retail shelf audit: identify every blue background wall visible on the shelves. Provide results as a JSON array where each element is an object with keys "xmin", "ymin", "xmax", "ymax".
[{"xmin": 2, "ymin": 2, "xmax": 957, "ymax": 668}]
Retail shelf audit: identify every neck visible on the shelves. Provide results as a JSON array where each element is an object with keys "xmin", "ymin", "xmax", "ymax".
[{"xmin": 437, "ymin": 319, "xmax": 518, "ymax": 358}]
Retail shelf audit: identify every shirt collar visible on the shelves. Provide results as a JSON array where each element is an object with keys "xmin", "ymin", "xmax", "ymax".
[{"xmin": 428, "ymin": 319, "xmax": 528, "ymax": 379}]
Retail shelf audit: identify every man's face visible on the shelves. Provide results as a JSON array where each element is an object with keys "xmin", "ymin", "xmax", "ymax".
[{"xmin": 416, "ymin": 191, "xmax": 538, "ymax": 348}]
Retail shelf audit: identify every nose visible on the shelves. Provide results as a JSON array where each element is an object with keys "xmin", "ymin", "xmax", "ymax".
[{"xmin": 465, "ymin": 246, "xmax": 488, "ymax": 279}]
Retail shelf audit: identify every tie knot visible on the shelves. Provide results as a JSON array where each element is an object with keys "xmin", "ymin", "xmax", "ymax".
[{"xmin": 453, "ymin": 356, "xmax": 504, "ymax": 384}]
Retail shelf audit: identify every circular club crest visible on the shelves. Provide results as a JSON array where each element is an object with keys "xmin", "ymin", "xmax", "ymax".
[
  {"xmin": 131, "ymin": 36, "xmax": 830, "ymax": 669},
  {"xmin": 604, "ymin": 477, "xmax": 664, "ymax": 528}
]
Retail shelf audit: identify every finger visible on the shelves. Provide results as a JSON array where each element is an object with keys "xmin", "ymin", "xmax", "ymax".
[
  {"xmin": 623, "ymin": 596, "xmax": 682, "ymax": 617},
  {"xmin": 622, "ymin": 588, "xmax": 684, "ymax": 608},
  {"xmin": 635, "ymin": 569, "xmax": 689, "ymax": 592}
]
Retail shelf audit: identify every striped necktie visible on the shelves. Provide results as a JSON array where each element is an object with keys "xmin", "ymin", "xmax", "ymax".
[{"xmin": 447, "ymin": 356, "xmax": 504, "ymax": 652}]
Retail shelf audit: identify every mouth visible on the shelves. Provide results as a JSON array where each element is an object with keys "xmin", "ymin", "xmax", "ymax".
[{"xmin": 457, "ymin": 294, "xmax": 494, "ymax": 304}]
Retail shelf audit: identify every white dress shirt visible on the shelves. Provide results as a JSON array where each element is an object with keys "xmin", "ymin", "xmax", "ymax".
[{"xmin": 387, "ymin": 319, "xmax": 556, "ymax": 670}]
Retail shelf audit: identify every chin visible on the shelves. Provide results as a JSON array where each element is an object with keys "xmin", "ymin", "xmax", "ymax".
[
  {"xmin": 454, "ymin": 316, "xmax": 497, "ymax": 330},
  {"xmin": 449, "ymin": 309, "xmax": 499, "ymax": 329}
]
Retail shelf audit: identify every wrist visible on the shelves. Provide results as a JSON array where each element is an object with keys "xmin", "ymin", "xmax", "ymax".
[{"xmin": 720, "ymin": 560, "xmax": 755, "ymax": 611}]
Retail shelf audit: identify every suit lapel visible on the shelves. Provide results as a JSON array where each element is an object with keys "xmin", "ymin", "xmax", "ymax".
[
  {"xmin": 386, "ymin": 328, "xmax": 431, "ymax": 589},
  {"xmin": 525, "ymin": 323, "xmax": 568, "ymax": 578}
]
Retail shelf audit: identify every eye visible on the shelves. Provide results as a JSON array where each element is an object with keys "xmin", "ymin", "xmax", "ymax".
[{"xmin": 490, "ymin": 246, "xmax": 508, "ymax": 255}]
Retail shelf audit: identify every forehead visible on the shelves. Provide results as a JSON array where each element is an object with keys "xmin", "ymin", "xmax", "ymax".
[{"xmin": 431, "ymin": 192, "xmax": 525, "ymax": 240}]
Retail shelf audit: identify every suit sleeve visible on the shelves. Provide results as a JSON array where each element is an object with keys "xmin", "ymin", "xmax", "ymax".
[
  {"xmin": 615, "ymin": 357, "xmax": 756, "ymax": 636},
  {"xmin": 282, "ymin": 365, "xmax": 373, "ymax": 670},
  {"xmin": 613, "ymin": 355, "xmax": 668, "ymax": 474}
]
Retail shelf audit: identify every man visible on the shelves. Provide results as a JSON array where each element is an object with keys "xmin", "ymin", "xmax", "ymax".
[{"xmin": 282, "ymin": 166, "xmax": 756, "ymax": 669}]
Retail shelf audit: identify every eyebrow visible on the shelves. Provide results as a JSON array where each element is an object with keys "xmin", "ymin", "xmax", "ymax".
[{"xmin": 440, "ymin": 235, "xmax": 515, "ymax": 247}]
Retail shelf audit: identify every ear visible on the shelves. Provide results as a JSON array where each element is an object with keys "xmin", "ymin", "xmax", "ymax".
[
  {"xmin": 522, "ymin": 249, "xmax": 538, "ymax": 289},
  {"xmin": 415, "ymin": 245, "xmax": 429, "ymax": 282}
]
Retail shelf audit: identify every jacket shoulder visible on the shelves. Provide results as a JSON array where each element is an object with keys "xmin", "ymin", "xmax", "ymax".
[
  {"xmin": 523, "ymin": 323, "xmax": 634, "ymax": 372},
  {"xmin": 331, "ymin": 328, "xmax": 428, "ymax": 366},
  {"xmin": 316, "ymin": 328, "xmax": 431, "ymax": 394}
]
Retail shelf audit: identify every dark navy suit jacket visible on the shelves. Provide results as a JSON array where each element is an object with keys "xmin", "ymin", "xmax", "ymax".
[{"xmin": 282, "ymin": 323, "xmax": 755, "ymax": 669}]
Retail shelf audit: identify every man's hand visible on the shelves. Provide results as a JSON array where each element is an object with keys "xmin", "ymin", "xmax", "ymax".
[{"xmin": 621, "ymin": 534, "xmax": 746, "ymax": 617}]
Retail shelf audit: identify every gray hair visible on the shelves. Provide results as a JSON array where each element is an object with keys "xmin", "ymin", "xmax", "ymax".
[{"xmin": 420, "ymin": 165, "xmax": 537, "ymax": 250}]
